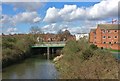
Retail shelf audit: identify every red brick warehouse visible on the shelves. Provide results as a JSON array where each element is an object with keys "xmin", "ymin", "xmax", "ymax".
[{"xmin": 89, "ymin": 24, "xmax": 120, "ymax": 50}]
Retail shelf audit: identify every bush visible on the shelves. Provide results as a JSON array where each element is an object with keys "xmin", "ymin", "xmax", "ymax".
[
  {"xmin": 63, "ymin": 40, "xmax": 80, "ymax": 55},
  {"xmin": 90, "ymin": 44, "xmax": 98, "ymax": 50},
  {"xmin": 81, "ymin": 49, "xmax": 94, "ymax": 60},
  {"xmin": 2, "ymin": 34, "xmax": 36, "ymax": 68},
  {"xmin": 54, "ymin": 38, "xmax": 118, "ymax": 79}
]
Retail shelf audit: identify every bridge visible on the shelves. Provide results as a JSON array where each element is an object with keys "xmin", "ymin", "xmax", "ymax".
[
  {"xmin": 32, "ymin": 42, "xmax": 66, "ymax": 48},
  {"xmin": 31, "ymin": 42, "xmax": 66, "ymax": 59}
]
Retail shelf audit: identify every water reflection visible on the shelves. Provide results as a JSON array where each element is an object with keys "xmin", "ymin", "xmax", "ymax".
[{"xmin": 2, "ymin": 55, "xmax": 58, "ymax": 79}]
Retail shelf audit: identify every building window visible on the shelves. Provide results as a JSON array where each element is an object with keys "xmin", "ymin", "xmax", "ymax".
[
  {"xmin": 115, "ymin": 36, "xmax": 117, "ymax": 38},
  {"xmin": 94, "ymin": 32, "xmax": 96, "ymax": 35},
  {"xmin": 103, "ymin": 36, "xmax": 106, "ymax": 38},
  {"xmin": 103, "ymin": 42, "xmax": 106, "ymax": 44},
  {"xmin": 114, "ymin": 42, "xmax": 117, "ymax": 44},
  {"xmin": 109, "ymin": 42, "xmax": 111, "ymax": 44},
  {"xmin": 115, "ymin": 30, "xmax": 117, "ymax": 32},
  {"xmin": 108, "ymin": 30, "xmax": 110, "ymax": 33},
  {"xmin": 102, "ymin": 30, "xmax": 106, "ymax": 33},
  {"xmin": 108, "ymin": 36, "xmax": 111, "ymax": 38}
]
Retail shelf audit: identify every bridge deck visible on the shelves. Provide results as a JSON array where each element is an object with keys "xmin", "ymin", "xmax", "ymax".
[{"xmin": 31, "ymin": 42, "xmax": 66, "ymax": 48}]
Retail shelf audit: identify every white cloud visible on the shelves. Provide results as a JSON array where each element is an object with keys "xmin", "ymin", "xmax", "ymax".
[
  {"xmin": 7, "ymin": 27, "xmax": 17, "ymax": 33},
  {"xmin": 87, "ymin": 0, "xmax": 119, "ymax": 20},
  {"xmin": 2, "ymin": 27, "xmax": 19, "ymax": 34},
  {"xmin": 40, "ymin": 22, "xmax": 90, "ymax": 34},
  {"xmin": 33, "ymin": 17, "xmax": 41, "ymax": 23},
  {"xmin": 59, "ymin": 5, "xmax": 77, "ymax": 15},
  {"xmin": 96, "ymin": 20, "xmax": 107, "ymax": 24},
  {"xmin": 40, "ymin": 20, "xmax": 107, "ymax": 34},
  {"xmin": 1, "ymin": 15, "xmax": 8, "ymax": 23},
  {"xmin": 1, "ymin": 11, "xmax": 41, "ymax": 27},
  {"xmin": 5, "ymin": 2, "xmax": 44, "ymax": 11},
  {"xmin": 43, "ymin": 7, "xmax": 61, "ymax": 23},
  {"xmin": 44, "ymin": 0, "xmax": 119, "ymax": 23},
  {"xmin": 66, "ymin": 25, "xmax": 96, "ymax": 34},
  {"xmin": 67, "ymin": 27, "xmax": 82, "ymax": 34},
  {"xmin": 13, "ymin": 11, "xmax": 41, "ymax": 24},
  {"xmin": 2, "ymin": 0, "xmax": 119, "ymax": 34},
  {"xmin": 0, "ymin": 4, "xmax": 1, "ymax": 13},
  {"xmin": 0, "ymin": 3, "xmax": 2, "ymax": 28},
  {"xmin": 41, "ymin": 23, "xmax": 69, "ymax": 33},
  {"xmin": 41, "ymin": 23, "xmax": 58, "ymax": 33},
  {"xmin": 1, "ymin": 15, "xmax": 14, "ymax": 26}
]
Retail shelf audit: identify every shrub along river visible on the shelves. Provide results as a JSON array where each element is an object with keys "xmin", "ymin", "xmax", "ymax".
[
  {"xmin": 2, "ymin": 54, "xmax": 59, "ymax": 79},
  {"xmin": 2, "ymin": 51, "xmax": 120, "ymax": 79}
]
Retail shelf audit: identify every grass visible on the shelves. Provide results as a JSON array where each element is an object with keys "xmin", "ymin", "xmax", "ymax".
[{"xmin": 110, "ymin": 49, "xmax": 120, "ymax": 52}]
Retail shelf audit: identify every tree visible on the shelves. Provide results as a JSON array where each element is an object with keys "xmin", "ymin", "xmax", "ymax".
[
  {"xmin": 57, "ymin": 30, "xmax": 71, "ymax": 41},
  {"xmin": 57, "ymin": 29, "xmax": 63, "ymax": 34},
  {"xmin": 30, "ymin": 26, "xmax": 42, "ymax": 34},
  {"xmin": 57, "ymin": 29, "xmax": 71, "ymax": 36},
  {"xmin": 63, "ymin": 30, "xmax": 71, "ymax": 36}
]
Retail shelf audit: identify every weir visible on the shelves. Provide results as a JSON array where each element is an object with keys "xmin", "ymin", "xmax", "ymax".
[{"xmin": 31, "ymin": 42, "xmax": 66, "ymax": 59}]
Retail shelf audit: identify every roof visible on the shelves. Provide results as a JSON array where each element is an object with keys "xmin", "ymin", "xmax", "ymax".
[
  {"xmin": 90, "ymin": 29, "xmax": 96, "ymax": 32},
  {"xmin": 98, "ymin": 24, "xmax": 120, "ymax": 30}
]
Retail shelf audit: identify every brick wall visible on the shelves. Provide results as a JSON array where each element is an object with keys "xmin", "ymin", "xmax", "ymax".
[
  {"xmin": 89, "ymin": 25, "xmax": 120, "ymax": 50},
  {"xmin": 96, "ymin": 27, "xmax": 102, "ymax": 44},
  {"xmin": 89, "ymin": 31, "xmax": 95, "ymax": 43}
]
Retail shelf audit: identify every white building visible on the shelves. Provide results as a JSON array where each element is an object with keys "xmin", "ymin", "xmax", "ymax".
[{"xmin": 75, "ymin": 33, "xmax": 89, "ymax": 40}]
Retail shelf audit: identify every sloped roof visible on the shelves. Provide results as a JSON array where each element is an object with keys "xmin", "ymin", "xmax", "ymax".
[
  {"xmin": 98, "ymin": 24, "xmax": 120, "ymax": 30},
  {"xmin": 90, "ymin": 29, "xmax": 96, "ymax": 32}
]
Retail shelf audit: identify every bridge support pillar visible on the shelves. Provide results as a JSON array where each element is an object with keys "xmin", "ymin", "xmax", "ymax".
[
  {"xmin": 47, "ymin": 47, "xmax": 49, "ymax": 60},
  {"xmin": 52, "ymin": 48, "xmax": 54, "ymax": 54},
  {"xmin": 51, "ymin": 48, "xmax": 54, "ymax": 57}
]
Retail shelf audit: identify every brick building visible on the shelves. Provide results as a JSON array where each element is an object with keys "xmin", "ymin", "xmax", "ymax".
[
  {"xmin": 89, "ymin": 24, "xmax": 120, "ymax": 50},
  {"xmin": 37, "ymin": 33, "xmax": 75, "ymax": 42}
]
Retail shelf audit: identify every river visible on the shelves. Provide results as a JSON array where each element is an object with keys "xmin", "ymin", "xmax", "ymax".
[
  {"xmin": 2, "ymin": 55, "xmax": 59, "ymax": 79},
  {"xmin": 111, "ymin": 52, "xmax": 120, "ymax": 60},
  {"xmin": 2, "ymin": 52, "xmax": 120, "ymax": 79}
]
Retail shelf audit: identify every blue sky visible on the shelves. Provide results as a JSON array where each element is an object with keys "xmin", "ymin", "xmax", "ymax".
[{"xmin": 1, "ymin": 0, "xmax": 119, "ymax": 34}]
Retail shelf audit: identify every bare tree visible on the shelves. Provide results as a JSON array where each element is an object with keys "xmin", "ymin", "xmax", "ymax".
[
  {"xmin": 30, "ymin": 26, "xmax": 43, "ymax": 34},
  {"xmin": 57, "ymin": 29, "xmax": 63, "ymax": 34}
]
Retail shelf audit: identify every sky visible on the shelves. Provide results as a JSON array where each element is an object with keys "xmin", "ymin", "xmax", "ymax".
[{"xmin": 1, "ymin": 0, "xmax": 119, "ymax": 35}]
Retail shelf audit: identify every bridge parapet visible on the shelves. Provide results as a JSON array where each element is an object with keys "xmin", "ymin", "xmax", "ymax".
[
  {"xmin": 32, "ymin": 42, "xmax": 66, "ymax": 48},
  {"xmin": 42, "ymin": 41, "xmax": 65, "ymax": 44}
]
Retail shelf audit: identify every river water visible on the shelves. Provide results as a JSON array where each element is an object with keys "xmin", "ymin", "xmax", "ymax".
[
  {"xmin": 111, "ymin": 52, "xmax": 120, "ymax": 60},
  {"xmin": 2, "ymin": 55, "xmax": 59, "ymax": 79},
  {"xmin": 2, "ymin": 52, "xmax": 120, "ymax": 79}
]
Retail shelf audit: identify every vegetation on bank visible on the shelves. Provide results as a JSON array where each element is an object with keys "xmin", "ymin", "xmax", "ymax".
[
  {"xmin": 55, "ymin": 38, "xmax": 119, "ymax": 79},
  {"xmin": 110, "ymin": 49, "xmax": 120, "ymax": 52},
  {"xmin": 2, "ymin": 34, "xmax": 37, "ymax": 68},
  {"xmin": 2, "ymin": 29, "xmax": 74, "ymax": 68}
]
